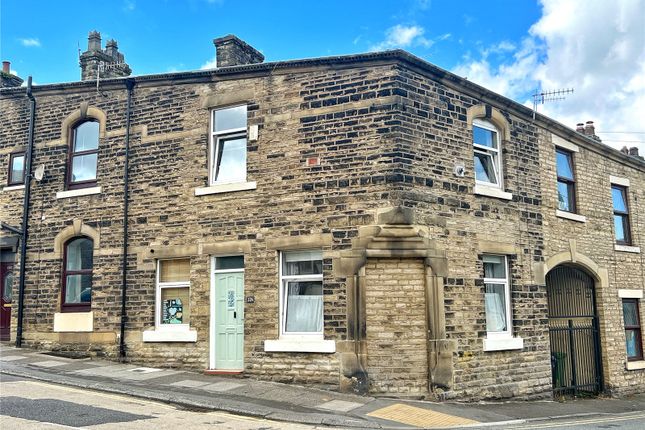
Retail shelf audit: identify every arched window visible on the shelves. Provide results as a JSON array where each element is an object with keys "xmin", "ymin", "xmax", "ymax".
[
  {"xmin": 472, "ymin": 118, "xmax": 503, "ymax": 188},
  {"xmin": 62, "ymin": 237, "xmax": 93, "ymax": 312},
  {"xmin": 68, "ymin": 120, "xmax": 99, "ymax": 189}
]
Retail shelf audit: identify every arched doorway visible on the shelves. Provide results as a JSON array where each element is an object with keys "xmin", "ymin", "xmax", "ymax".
[{"xmin": 546, "ymin": 265, "xmax": 603, "ymax": 396}]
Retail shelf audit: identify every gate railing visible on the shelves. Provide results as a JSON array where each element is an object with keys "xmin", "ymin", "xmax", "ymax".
[{"xmin": 549, "ymin": 315, "xmax": 602, "ymax": 396}]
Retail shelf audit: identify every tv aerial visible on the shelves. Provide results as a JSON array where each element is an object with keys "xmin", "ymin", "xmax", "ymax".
[{"xmin": 532, "ymin": 88, "xmax": 574, "ymax": 120}]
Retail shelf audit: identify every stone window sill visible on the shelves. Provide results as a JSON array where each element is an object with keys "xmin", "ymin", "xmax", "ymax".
[
  {"xmin": 56, "ymin": 186, "xmax": 102, "ymax": 199},
  {"xmin": 626, "ymin": 360, "xmax": 645, "ymax": 371},
  {"xmin": 142, "ymin": 328, "xmax": 197, "ymax": 343},
  {"xmin": 483, "ymin": 336, "xmax": 524, "ymax": 352},
  {"xmin": 2, "ymin": 184, "xmax": 25, "ymax": 192},
  {"xmin": 195, "ymin": 181, "xmax": 256, "ymax": 196},
  {"xmin": 264, "ymin": 338, "xmax": 336, "ymax": 353},
  {"xmin": 474, "ymin": 184, "xmax": 513, "ymax": 201},
  {"xmin": 555, "ymin": 209, "xmax": 586, "ymax": 223},
  {"xmin": 615, "ymin": 244, "xmax": 640, "ymax": 254}
]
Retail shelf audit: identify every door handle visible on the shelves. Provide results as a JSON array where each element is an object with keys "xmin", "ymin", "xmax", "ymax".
[{"xmin": 234, "ymin": 311, "xmax": 237, "ymax": 319}]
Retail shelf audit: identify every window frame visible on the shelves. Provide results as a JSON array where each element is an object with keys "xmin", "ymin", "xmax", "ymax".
[
  {"xmin": 483, "ymin": 254, "xmax": 512, "ymax": 340},
  {"xmin": 623, "ymin": 298, "xmax": 643, "ymax": 362},
  {"xmin": 472, "ymin": 118, "xmax": 503, "ymax": 189},
  {"xmin": 278, "ymin": 250, "xmax": 324, "ymax": 338},
  {"xmin": 61, "ymin": 236, "xmax": 93, "ymax": 313},
  {"xmin": 209, "ymin": 105, "xmax": 248, "ymax": 186},
  {"xmin": 8, "ymin": 152, "xmax": 26, "ymax": 186},
  {"xmin": 155, "ymin": 259, "xmax": 191, "ymax": 331},
  {"xmin": 67, "ymin": 119, "xmax": 100, "ymax": 190},
  {"xmin": 556, "ymin": 148, "xmax": 577, "ymax": 213},
  {"xmin": 612, "ymin": 185, "xmax": 632, "ymax": 246}
]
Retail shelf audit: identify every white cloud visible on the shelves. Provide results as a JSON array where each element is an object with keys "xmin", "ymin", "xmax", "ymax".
[
  {"xmin": 200, "ymin": 57, "xmax": 217, "ymax": 70},
  {"xmin": 371, "ymin": 25, "xmax": 432, "ymax": 51},
  {"xmin": 453, "ymin": 0, "xmax": 645, "ymax": 154},
  {"xmin": 123, "ymin": 0, "xmax": 135, "ymax": 12},
  {"xmin": 19, "ymin": 38, "xmax": 41, "ymax": 47}
]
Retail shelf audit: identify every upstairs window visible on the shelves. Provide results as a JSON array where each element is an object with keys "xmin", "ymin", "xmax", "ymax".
[
  {"xmin": 62, "ymin": 237, "xmax": 93, "ymax": 312},
  {"xmin": 279, "ymin": 250, "xmax": 323, "ymax": 336},
  {"xmin": 8, "ymin": 152, "xmax": 25, "ymax": 185},
  {"xmin": 210, "ymin": 105, "xmax": 247, "ymax": 185},
  {"xmin": 556, "ymin": 149, "xmax": 576, "ymax": 212},
  {"xmin": 612, "ymin": 185, "xmax": 632, "ymax": 245},
  {"xmin": 68, "ymin": 121, "xmax": 99, "ymax": 189},
  {"xmin": 473, "ymin": 119, "xmax": 502, "ymax": 187}
]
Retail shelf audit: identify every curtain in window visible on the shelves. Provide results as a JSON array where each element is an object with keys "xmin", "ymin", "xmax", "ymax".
[
  {"xmin": 285, "ymin": 282, "xmax": 323, "ymax": 332},
  {"xmin": 485, "ymin": 287, "xmax": 507, "ymax": 332}
]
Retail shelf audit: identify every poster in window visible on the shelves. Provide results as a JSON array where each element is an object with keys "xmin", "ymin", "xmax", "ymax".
[{"xmin": 162, "ymin": 298, "xmax": 183, "ymax": 324}]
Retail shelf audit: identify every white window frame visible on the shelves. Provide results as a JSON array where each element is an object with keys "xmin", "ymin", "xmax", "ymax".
[
  {"xmin": 209, "ymin": 105, "xmax": 247, "ymax": 186},
  {"xmin": 155, "ymin": 259, "xmax": 191, "ymax": 332},
  {"xmin": 278, "ymin": 250, "xmax": 324, "ymax": 339},
  {"xmin": 483, "ymin": 254, "xmax": 512, "ymax": 340},
  {"xmin": 473, "ymin": 118, "xmax": 503, "ymax": 189}
]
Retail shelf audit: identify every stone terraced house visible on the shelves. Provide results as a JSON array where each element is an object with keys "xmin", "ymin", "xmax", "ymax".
[{"xmin": 1, "ymin": 33, "xmax": 644, "ymax": 401}]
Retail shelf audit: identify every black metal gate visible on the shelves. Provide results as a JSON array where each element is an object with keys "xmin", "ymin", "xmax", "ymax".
[{"xmin": 546, "ymin": 265, "xmax": 603, "ymax": 396}]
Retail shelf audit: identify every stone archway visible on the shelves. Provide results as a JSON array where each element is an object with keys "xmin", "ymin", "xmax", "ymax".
[{"xmin": 546, "ymin": 264, "xmax": 603, "ymax": 396}]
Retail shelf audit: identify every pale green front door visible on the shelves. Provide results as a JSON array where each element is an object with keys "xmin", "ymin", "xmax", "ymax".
[{"xmin": 215, "ymin": 272, "xmax": 244, "ymax": 369}]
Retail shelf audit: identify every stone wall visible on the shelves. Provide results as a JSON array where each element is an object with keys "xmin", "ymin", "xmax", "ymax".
[
  {"xmin": 540, "ymin": 129, "xmax": 645, "ymax": 396},
  {"xmin": 0, "ymin": 51, "xmax": 643, "ymax": 400},
  {"xmin": 365, "ymin": 258, "xmax": 428, "ymax": 396}
]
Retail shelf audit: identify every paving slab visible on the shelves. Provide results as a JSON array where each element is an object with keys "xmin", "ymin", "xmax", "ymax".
[
  {"xmin": 202, "ymin": 381, "xmax": 245, "ymax": 392},
  {"xmin": 29, "ymin": 360, "xmax": 68, "ymax": 368},
  {"xmin": 317, "ymin": 399, "xmax": 364, "ymax": 412},
  {"xmin": 0, "ymin": 355, "xmax": 27, "ymax": 362},
  {"xmin": 168, "ymin": 379, "xmax": 212, "ymax": 388}
]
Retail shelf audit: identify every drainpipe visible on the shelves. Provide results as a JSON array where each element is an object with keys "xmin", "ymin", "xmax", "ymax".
[
  {"xmin": 119, "ymin": 78, "xmax": 135, "ymax": 360},
  {"xmin": 16, "ymin": 77, "xmax": 36, "ymax": 348}
]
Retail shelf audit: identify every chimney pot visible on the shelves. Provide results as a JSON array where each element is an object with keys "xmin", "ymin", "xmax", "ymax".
[
  {"xmin": 576, "ymin": 123, "xmax": 585, "ymax": 133},
  {"xmin": 2, "ymin": 61, "xmax": 9, "ymax": 73},
  {"xmin": 584, "ymin": 120, "xmax": 595, "ymax": 136},
  {"xmin": 629, "ymin": 147, "xmax": 639, "ymax": 157},
  {"xmin": 213, "ymin": 34, "xmax": 264, "ymax": 68}
]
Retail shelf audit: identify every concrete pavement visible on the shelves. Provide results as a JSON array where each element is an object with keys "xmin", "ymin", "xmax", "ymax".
[{"xmin": 2, "ymin": 344, "xmax": 645, "ymax": 429}]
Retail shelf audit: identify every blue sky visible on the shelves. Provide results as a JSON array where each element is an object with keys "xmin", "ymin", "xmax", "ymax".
[{"xmin": 2, "ymin": 0, "xmax": 644, "ymax": 152}]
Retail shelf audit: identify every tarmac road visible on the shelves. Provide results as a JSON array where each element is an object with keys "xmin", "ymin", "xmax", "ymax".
[{"xmin": 0, "ymin": 374, "xmax": 321, "ymax": 430}]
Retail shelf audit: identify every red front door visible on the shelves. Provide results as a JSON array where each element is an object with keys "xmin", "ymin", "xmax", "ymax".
[{"xmin": 0, "ymin": 263, "xmax": 14, "ymax": 341}]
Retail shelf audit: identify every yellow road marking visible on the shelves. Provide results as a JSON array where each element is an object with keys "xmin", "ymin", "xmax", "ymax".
[
  {"xmin": 367, "ymin": 403, "xmax": 479, "ymax": 428},
  {"xmin": 503, "ymin": 412, "xmax": 645, "ymax": 429}
]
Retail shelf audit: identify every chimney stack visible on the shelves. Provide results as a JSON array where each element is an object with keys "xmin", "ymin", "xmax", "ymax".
[
  {"xmin": 88, "ymin": 30, "xmax": 101, "ymax": 51},
  {"xmin": 1, "ymin": 60, "xmax": 24, "ymax": 88},
  {"xmin": 584, "ymin": 121, "xmax": 595, "ymax": 136},
  {"xmin": 576, "ymin": 123, "xmax": 585, "ymax": 133},
  {"xmin": 213, "ymin": 35, "xmax": 264, "ymax": 68},
  {"xmin": 79, "ymin": 31, "xmax": 131, "ymax": 81}
]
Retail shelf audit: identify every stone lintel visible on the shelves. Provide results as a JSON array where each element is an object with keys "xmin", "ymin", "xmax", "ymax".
[
  {"xmin": 145, "ymin": 244, "xmax": 199, "ymax": 260},
  {"xmin": 265, "ymin": 233, "xmax": 332, "ymax": 250},
  {"xmin": 478, "ymin": 240, "xmax": 520, "ymax": 255},
  {"xmin": 202, "ymin": 240, "xmax": 252, "ymax": 256}
]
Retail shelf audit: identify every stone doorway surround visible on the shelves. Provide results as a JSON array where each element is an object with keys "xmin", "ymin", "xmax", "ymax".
[{"xmin": 334, "ymin": 206, "xmax": 454, "ymax": 395}]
